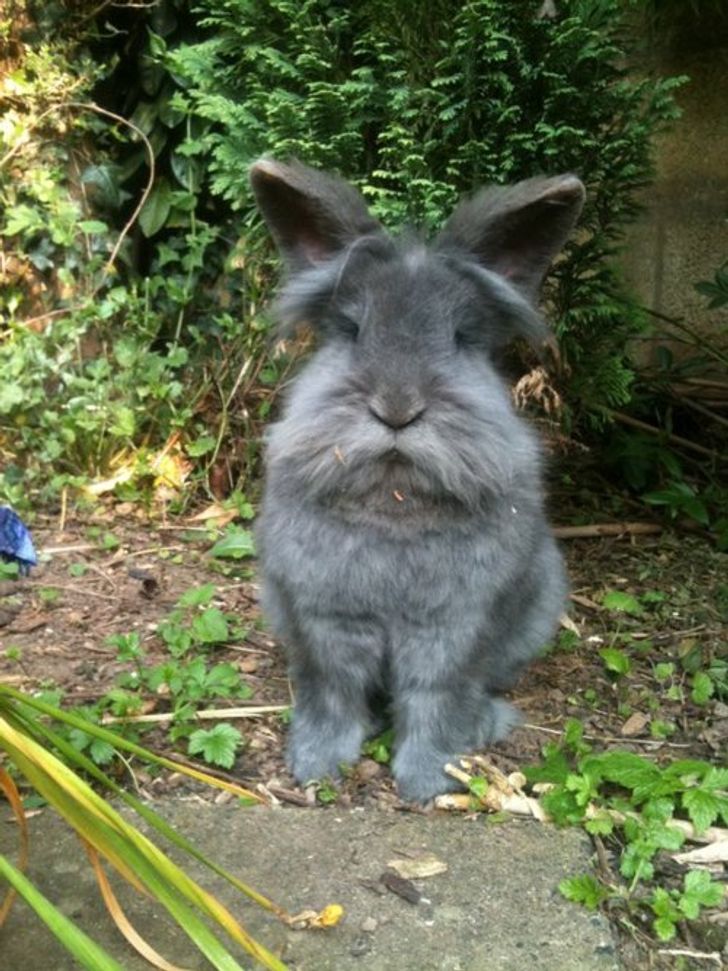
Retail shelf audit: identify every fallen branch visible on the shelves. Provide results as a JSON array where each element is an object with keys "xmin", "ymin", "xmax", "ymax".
[
  {"xmin": 553, "ymin": 522, "xmax": 662, "ymax": 539},
  {"xmin": 102, "ymin": 705, "xmax": 288, "ymax": 726},
  {"xmin": 656, "ymin": 949, "xmax": 723, "ymax": 967},
  {"xmin": 610, "ymin": 411, "xmax": 723, "ymax": 462},
  {"xmin": 522, "ymin": 722, "xmax": 694, "ymax": 750}
]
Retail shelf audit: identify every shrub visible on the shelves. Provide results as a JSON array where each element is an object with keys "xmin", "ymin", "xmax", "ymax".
[{"xmin": 1, "ymin": 0, "xmax": 685, "ymax": 503}]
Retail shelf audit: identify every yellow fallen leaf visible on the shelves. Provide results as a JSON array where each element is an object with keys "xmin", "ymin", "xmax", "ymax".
[{"xmin": 285, "ymin": 904, "xmax": 344, "ymax": 930}]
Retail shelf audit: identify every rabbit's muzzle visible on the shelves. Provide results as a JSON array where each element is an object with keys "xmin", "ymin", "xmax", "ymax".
[{"xmin": 367, "ymin": 392, "xmax": 426, "ymax": 430}]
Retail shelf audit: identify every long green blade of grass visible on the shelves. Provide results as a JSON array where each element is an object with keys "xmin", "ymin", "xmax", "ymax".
[
  {"xmin": 0, "ymin": 684, "xmax": 260, "ymax": 800},
  {"xmin": 0, "ymin": 714, "xmax": 288, "ymax": 970},
  {"xmin": 0, "ymin": 853, "xmax": 127, "ymax": 971},
  {"xmin": 5, "ymin": 700, "xmax": 283, "ymax": 917}
]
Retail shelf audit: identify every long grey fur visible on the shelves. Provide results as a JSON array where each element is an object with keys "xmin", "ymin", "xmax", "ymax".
[{"xmin": 251, "ymin": 158, "xmax": 585, "ymax": 802}]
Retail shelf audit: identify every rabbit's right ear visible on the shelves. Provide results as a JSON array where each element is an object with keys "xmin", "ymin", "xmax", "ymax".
[
  {"xmin": 250, "ymin": 159, "xmax": 382, "ymax": 270},
  {"xmin": 436, "ymin": 175, "xmax": 585, "ymax": 298}
]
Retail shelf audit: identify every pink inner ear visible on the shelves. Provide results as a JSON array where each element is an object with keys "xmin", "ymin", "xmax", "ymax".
[{"xmin": 298, "ymin": 230, "xmax": 331, "ymax": 264}]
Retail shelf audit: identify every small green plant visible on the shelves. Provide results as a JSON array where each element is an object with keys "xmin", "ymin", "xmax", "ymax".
[
  {"xmin": 694, "ymin": 261, "xmax": 728, "ymax": 309},
  {"xmin": 528, "ymin": 726, "xmax": 728, "ymax": 947},
  {"xmin": 188, "ymin": 722, "xmax": 244, "ymax": 769},
  {"xmin": 362, "ymin": 729, "xmax": 394, "ymax": 765},
  {"xmin": 649, "ymin": 870, "xmax": 725, "ymax": 942},
  {"xmin": 57, "ymin": 584, "xmax": 255, "ymax": 769},
  {"xmin": 315, "ymin": 779, "xmax": 339, "ymax": 805}
]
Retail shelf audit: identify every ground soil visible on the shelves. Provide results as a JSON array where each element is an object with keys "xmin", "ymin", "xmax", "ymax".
[{"xmin": 1, "ymin": 506, "xmax": 726, "ymax": 969}]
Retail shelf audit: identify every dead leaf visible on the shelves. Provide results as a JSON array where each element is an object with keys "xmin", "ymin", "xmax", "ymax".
[
  {"xmin": 188, "ymin": 503, "xmax": 238, "ymax": 527},
  {"xmin": 673, "ymin": 841, "xmax": 728, "ymax": 865},
  {"xmin": 285, "ymin": 904, "xmax": 344, "ymax": 930},
  {"xmin": 386, "ymin": 853, "xmax": 448, "ymax": 880},
  {"xmin": 621, "ymin": 711, "xmax": 649, "ymax": 737},
  {"xmin": 559, "ymin": 613, "xmax": 580, "ymax": 634}
]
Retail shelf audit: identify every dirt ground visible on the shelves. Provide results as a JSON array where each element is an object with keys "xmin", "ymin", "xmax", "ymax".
[
  {"xmin": 1, "ymin": 508, "xmax": 727, "ymax": 969},
  {"xmin": 1, "ymin": 509, "xmax": 725, "ymax": 803}
]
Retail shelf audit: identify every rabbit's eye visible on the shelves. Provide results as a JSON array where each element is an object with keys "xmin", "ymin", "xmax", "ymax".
[{"xmin": 337, "ymin": 314, "xmax": 360, "ymax": 340}]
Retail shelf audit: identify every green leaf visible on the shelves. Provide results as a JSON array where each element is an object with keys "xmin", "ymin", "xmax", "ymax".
[
  {"xmin": 191, "ymin": 608, "xmax": 229, "ymax": 644},
  {"xmin": 188, "ymin": 723, "xmax": 242, "ymax": 769},
  {"xmin": 601, "ymin": 591, "xmax": 642, "ymax": 615},
  {"xmin": 599, "ymin": 647, "xmax": 632, "ymax": 676},
  {"xmin": 682, "ymin": 789, "xmax": 721, "ymax": 834},
  {"xmin": 682, "ymin": 870, "xmax": 725, "ymax": 909},
  {"xmin": 139, "ymin": 178, "xmax": 172, "ymax": 237},
  {"xmin": 209, "ymin": 528, "xmax": 256, "ymax": 560},
  {"xmin": 558, "ymin": 874, "xmax": 609, "ymax": 910},
  {"xmin": 653, "ymin": 915, "xmax": 677, "ymax": 942},
  {"xmin": 0, "ymin": 855, "xmax": 127, "ymax": 971},
  {"xmin": 178, "ymin": 584, "xmax": 217, "ymax": 607},
  {"xmin": 78, "ymin": 220, "xmax": 109, "ymax": 234},
  {"xmin": 691, "ymin": 671, "xmax": 714, "ymax": 705},
  {"xmin": 88, "ymin": 739, "xmax": 116, "ymax": 765},
  {"xmin": 81, "ymin": 164, "xmax": 121, "ymax": 209},
  {"xmin": 186, "ymin": 434, "xmax": 217, "ymax": 457}
]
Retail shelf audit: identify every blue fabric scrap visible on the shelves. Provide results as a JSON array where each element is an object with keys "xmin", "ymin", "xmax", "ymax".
[{"xmin": 0, "ymin": 506, "xmax": 38, "ymax": 575}]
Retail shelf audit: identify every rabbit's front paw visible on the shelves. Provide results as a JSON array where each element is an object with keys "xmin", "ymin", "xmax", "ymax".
[
  {"xmin": 392, "ymin": 748, "xmax": 462, "ymax": 804},
  {"xmin": 286, "ymin": 719, "xmax": 364, "ymax": 785}
]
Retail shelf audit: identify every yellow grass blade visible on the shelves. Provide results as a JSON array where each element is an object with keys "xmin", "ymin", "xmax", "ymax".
[
  {"xmin": 0, "ymin": 713, "xmax": 289, "ymax": 970},
  {"xmin": 0, "ymin": 767, "xmax": 28, "ymax": 926},
  {"xmin": 0, "ymin": 684, "xmax": 262, "ymax": 802},
  {"xmin": 85, "ymin": 842, "xmax": 193, "ymax": 971},
  {"xmin": 4, "ymin": 699, "xmax": 285, "ymax": 916}
]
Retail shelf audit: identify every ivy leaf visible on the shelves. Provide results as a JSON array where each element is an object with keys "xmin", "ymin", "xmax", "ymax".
[
  {"xmin": 188, "ymin": 723, "xmax": 242, "ymax": 768},
  {"xmin": 139, "ymin": 177, "xmax": 172, "ymax": 237}
]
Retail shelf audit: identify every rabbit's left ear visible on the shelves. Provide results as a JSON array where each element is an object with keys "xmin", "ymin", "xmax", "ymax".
[
  {"xmin": 436, "ymin": 175, "xmax": 585, "ymax": 297},
  {"xmin": 250, "ymin": 158, "xmax": 383, "ymax": 271}
]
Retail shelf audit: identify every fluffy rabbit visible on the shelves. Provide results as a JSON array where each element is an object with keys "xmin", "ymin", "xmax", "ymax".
[{"xmin": 251, "ymin": 159, "xmax": 584, "ymax": 802}]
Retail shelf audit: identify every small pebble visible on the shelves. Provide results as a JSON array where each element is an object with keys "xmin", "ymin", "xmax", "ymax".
[{"xmin": 361, "ymin": 917, "xmax": 378, "ymax": 933}]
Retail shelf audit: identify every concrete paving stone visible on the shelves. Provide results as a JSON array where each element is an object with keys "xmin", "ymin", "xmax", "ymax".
[{"xmin": 0, "ymin": 800, "xmax": 621, "ymax": 970}]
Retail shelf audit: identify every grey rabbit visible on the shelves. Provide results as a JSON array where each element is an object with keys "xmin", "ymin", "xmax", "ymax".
[{"xmin": 250, "ymin": 158, "xmax": 584, "ymax": 803}]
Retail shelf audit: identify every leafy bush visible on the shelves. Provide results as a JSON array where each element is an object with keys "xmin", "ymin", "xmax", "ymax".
[
  {"xmin": 1, "ymin": 0, "xmax": 686, "ymax": 503},
  {"xmin": 165, "ymin": 0, "xmax": 684, "ymax": 428}
]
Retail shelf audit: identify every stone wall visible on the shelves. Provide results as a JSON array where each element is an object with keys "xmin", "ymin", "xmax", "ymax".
[{"xmin": 623, "ymin": 26, "xmax": 728, "ymax": 356}]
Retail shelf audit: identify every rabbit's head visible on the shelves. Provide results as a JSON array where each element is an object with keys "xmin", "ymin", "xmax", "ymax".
[{"xmin": 251, "ymin": 159, "xmax": 584, "ymax": 518}]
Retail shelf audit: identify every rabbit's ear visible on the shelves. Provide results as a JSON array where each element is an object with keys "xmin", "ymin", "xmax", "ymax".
[
  {"xmin": 436, "ymin": 175, "xmax": 585, "ymax": 296},
  {"xmin": 250, "ymin": 158, "xmax": 382, "ymax": 269}
]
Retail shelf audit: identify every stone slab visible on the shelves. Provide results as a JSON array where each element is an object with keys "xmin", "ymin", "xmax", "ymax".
[{"xmin": 0, "ymin": 800, "xmax": 620, "ymax": 970}]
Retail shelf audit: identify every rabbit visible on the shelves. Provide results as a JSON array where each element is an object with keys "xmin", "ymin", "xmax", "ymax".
[{"xmin": 250, "ymin": 158, "xmax": 584, "ymax": 803}]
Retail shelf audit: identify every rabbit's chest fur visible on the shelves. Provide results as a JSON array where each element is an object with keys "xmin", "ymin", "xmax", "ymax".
[{"xmin": 259, "ymin": 487, "xmax": 545, "ymax": 629}]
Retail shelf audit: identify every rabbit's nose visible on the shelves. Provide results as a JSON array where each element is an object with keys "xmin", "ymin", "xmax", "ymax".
[{"xmin": 368, "ymin": 395, "xmax": 426, "ymax": 430}]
